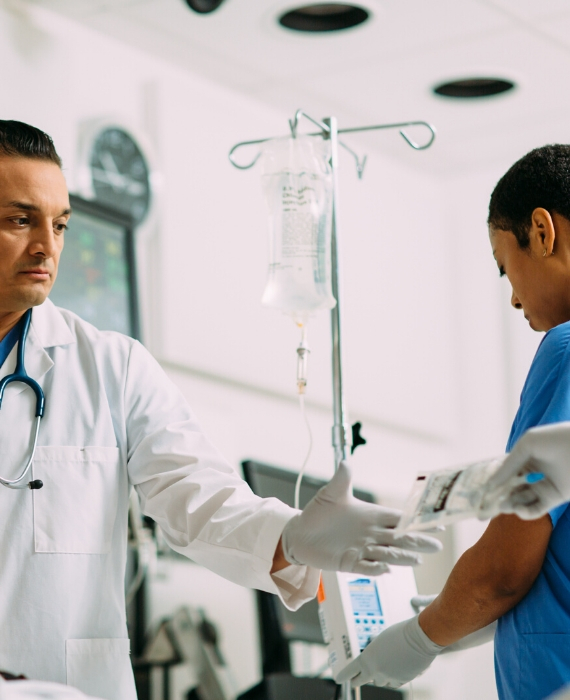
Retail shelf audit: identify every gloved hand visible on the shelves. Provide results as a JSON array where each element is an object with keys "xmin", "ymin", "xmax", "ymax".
[
  {"xmin": 480, "ymin": 423, "xmax": 570, "ymax": 520},
  {"xmin": 336, "ymin": 615, "xmax": 443, "ymax": 688},
  {"xmin": 281, "ymin": 461, "xmax": 442, "ymax": 576}
]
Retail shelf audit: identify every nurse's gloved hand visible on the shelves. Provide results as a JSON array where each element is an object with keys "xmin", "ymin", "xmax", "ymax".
[
  {"xmin": 336, "ymin": 615, "xmax": 444, "ymax": 688},
  {"xmin": 481, "ymin": 423, "xmax": 570, "ymax": 520},
  {"xmin": 280, "ymin": 461, "xmax": 442, "ymax": 575}
]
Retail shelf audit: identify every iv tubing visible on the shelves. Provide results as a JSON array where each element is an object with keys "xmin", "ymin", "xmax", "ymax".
[{"xmin": 294, "ymin": 392, "xmax": 313, "ymax": 511}]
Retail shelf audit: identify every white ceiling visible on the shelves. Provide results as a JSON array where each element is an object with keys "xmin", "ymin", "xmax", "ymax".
[{"xmin": 25, "ymin": 0, "xmax": 570, "ymax": 175}]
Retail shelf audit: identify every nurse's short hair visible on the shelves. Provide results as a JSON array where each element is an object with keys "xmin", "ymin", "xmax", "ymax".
[
  {"xmin": 0, "ymin": 120, "xmax": 61, "ymax": 167},
  {"xmin": 488, "ymin": 144, "xmax": 570, "ymax": 248}
]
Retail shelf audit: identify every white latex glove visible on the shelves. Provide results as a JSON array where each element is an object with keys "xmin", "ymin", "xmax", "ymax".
[
  {"xmin": 281, "ymin": 461, "xmax": 442, "ymax": 575},
  {"xmin": 481, "ymin": 423, "xmax": 570, "ymax": 520},
  {"xmin": 0, "ymin": 678, "xmax": 103, "ymax": 700},
  {"xmin": 549, "ymin": 684, "xmax": 570, "ymax": 699},
  {"xmin": 410, "ymin": 594, "xmax": 496, "ymax": 653},
  {"xmin": 336, "ymin": 615, "xmax": 443, "ymax": 688}
]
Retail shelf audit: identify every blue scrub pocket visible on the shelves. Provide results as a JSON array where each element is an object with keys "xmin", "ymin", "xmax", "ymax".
[{"xmin": 519, "ymin": 633, "xmax": 570, "ymax": 700}]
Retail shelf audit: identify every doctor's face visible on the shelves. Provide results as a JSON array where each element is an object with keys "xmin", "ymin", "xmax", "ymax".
[{"xmin": 0, "ymin": 156, "xmax": 70, "ymax": 316}]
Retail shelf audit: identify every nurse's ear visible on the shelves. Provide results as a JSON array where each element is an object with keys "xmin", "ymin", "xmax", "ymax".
[{"xmin": 529, "ymin": 208, "xmax": 556, "ymax": 257}]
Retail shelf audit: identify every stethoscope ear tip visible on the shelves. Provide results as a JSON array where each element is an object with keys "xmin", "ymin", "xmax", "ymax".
[{"xmin": 28, "ymin": 480, "xmax": 43, "ymax": 490}]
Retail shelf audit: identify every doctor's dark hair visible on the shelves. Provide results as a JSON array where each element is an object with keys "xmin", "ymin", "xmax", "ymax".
[
  {"xmin": 488, "ymin": 144, "xmax": 570, "ymax": 249},
  {"xmin": 0, "ymin": 120, "xmax": 61, "ymax": 167}
]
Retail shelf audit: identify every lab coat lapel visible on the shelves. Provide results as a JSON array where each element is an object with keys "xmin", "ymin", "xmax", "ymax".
[{"xmin": 0, "ymin": 299, "xmax": 75, "ymax": 394}]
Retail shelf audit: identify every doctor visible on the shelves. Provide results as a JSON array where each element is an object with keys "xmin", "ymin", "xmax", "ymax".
[{"xmin": 0, "ymin": 120, "xmax": 441, "ymax": 700}]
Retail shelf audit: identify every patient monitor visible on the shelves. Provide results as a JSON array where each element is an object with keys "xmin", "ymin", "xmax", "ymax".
[{"xmin": 318, "ymin": 568, "xmax": 418, "ymax": 680}]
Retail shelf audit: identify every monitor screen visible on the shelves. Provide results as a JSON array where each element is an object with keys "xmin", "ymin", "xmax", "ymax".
[
  {"xmin": 49, "ymin": 195, "xmax": 140, "ymax": 339},
  {"xmin": 242, "ymin": 460, "xmax": 375, "ymax": 645}
]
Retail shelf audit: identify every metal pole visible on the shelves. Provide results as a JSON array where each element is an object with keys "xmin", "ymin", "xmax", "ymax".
[{"xmin": 324, "ymin": 116, "xmax": 352, "ymax": 470}]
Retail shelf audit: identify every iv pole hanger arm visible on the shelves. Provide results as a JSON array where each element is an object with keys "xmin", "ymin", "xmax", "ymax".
[{"xmin": 228, "ymin": 110, "xmax": 436, "ymax": 175}]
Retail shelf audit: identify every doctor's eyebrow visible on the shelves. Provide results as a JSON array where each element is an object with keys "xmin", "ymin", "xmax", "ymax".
[{"xmin": 5, "ymin": 201, "xmax": 72, "ymax": 217}]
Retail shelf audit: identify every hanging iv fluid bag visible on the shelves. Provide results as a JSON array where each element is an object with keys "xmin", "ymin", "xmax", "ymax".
[{"xmin": 260, "ymin": 136, "xmax": 336, "ymax": 322}]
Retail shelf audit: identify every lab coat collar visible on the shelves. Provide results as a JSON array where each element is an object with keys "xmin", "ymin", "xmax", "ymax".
[
  {"xmin": 31, "ymin": 298, "xmax": 75, "ymax": 348},
  {"xmin": 0, "ymin": 299, "xmax": 74, "ymax": 389}
]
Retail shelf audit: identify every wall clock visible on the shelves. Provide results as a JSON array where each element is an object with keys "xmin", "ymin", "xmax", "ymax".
[{"xmin": 77, "ymin": 122, "xmax": 155, "ymax": 227}]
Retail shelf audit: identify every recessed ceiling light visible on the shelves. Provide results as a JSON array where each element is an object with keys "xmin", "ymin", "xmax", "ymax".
[
  {"xmin": 184, "ymin": 0, "xmax": 226, "ymax": 13},
  {"xmin": 433, "ymin": 78, "xmax": 515, "ymax": 99},
  {"xmin": 279, "ymin": 4, "xmax": 370, "ymax": 32}
]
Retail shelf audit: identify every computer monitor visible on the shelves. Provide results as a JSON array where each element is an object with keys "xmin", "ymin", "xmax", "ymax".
[
  {"xmin": 49, "ymin": 194, "xmax": 140, "ymax": 340},
  {"xmin": 241, "ymin": 460, "xmax": 375, "ymax": 674}
]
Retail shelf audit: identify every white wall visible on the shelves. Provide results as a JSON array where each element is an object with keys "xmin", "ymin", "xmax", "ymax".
[{"xmin": 0, "ymin": 4, "xmax": 545, "ymax": 699}]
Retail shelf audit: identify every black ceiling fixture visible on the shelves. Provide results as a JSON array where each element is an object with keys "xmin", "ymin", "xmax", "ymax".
[
  {"xmin": 279, "ymin": 4, "xmax": 370, "ymax": 32},
  {"xmin": 184, "ymin": 0, "xmax": 226, "ymax": 13},
  {"xmin": 433, "ymin": 78, "xmax": 515, "ymax": 99}
]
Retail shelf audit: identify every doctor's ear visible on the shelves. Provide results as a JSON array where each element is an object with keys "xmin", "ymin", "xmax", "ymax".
[{"xmin": 529, "ymin": 208, "xmax": 556, "ymax": 256}]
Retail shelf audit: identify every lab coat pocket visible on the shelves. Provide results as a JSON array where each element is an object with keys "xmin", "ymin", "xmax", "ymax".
[
  {"xmin": 519, "ymin": 633, "xmax": 570, "ymax": 699},
  {"xmin": 66, "ymin": 638, "xmax": 134, "ymax": 700},
  {"xmin": 33, "ymin": 446, "xmax": 121, "ymax": 554}
]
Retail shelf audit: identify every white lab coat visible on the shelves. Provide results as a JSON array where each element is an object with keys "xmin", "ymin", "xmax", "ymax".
[
  {"xmin": 0, "ymin": 678, "xmax": 103, "ymax": 700},
  {"xmin": 0, "ymin": 300, "xmax": 318, "ymax": 700}
]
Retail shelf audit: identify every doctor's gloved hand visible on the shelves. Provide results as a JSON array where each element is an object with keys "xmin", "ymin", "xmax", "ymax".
[
  {"xmin": 336, "ymin": 615, "xmax": 444, "ymax": 689},
  {"xmin": 481, "ymin": 423, "xmax": 570, "ymax": 521},
  {"xmin": 280, "ymin": 461, "xmax": 442, "ymax": 576}
]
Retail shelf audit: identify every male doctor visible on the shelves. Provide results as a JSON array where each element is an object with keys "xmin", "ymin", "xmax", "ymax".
[{"xmin": 0, "ymin": 120, "xmax": 440, "ymax": 700}]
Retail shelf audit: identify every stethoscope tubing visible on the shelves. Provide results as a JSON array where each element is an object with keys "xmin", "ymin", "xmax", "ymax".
[{"xmin": 0, "ymin": 309, "xmax": 45, "ymax": 490}]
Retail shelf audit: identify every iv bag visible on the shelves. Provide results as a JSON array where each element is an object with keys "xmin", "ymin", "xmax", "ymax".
[
  {"xmin": 397, "ymin": 458, "xmax": 503, "ymax": 532},
  {"xmin": 260, "ymin": 136, "xmax": 336, "ymax": 323}
]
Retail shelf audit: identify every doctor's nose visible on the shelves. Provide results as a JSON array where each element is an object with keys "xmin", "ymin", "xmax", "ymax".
[
  {"xmin": 511, "ymin": 289, "xmax": 523, "ymax": 310},
  {"xmin": 29, "ymin": 219, "xmax": 58, "ymax": 259}
]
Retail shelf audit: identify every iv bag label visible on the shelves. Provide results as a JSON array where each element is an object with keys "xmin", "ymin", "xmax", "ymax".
[{"xmin": 282, "ymin": 185, "xmax": 320, "ymax": 258}]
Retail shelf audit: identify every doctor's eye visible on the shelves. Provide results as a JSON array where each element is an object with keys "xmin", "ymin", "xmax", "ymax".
[
  {"xmin": 499, "ymin": 265, "xmax": 506, "ymax": 278},
  {"xmin": 54, "ymin": 222, "xmax": 68, "ymax": 233},
  {"xmin": 12, "ymin": 217, "xmax": 30, "ymax": 226}
]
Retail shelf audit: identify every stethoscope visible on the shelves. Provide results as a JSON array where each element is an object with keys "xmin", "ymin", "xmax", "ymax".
[{"xmin": 0, "ymin": 308, "xmax": 45, "ymax": 490}]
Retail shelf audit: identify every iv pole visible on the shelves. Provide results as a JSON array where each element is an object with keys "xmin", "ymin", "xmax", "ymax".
[{"xmin": 229, "ymin": 110, "xmax": 436, "ymax": 470}]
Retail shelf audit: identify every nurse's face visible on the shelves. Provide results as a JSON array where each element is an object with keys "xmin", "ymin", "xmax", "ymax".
[
  {"xmin": 489, "ymin": 209, "xmax": 570, "ymax": 332},
  {"xmin": 0, "ymin": 156, "xmax": 70, "ymax": 317}
]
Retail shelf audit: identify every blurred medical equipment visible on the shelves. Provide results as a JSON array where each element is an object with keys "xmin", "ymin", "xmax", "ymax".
[
  {"xmin": 319, "ymin": 568, "xmax": 418, "ymax": 682},
  {"xmin": 230, "ymin": 110, "xmax": 436, "ymax": 698},
  {"xmin": 398, "ymin": 459, "xmax": 544, "ymax": 532},
  {"xmin": 0, "ymin": 308, "xmax": 45, "ymax": 491},
  {"xmin": 126, "ymin": 490, "xmax": 157, "ymax": 607},
  {"xmin": 139, "ymin": 606, "xmax": 237, "ymax": 700}
]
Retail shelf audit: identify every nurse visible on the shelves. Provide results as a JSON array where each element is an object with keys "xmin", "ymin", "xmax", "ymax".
[
  {"xmin": 0, "ymin": 120, "xmax": 441, "ymax": 700},
  {"xmin": 338, "ymin": 144, "xmax": 570, "ymax": 700}
]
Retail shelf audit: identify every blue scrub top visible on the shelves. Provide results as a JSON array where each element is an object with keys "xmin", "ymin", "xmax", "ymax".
[
  {"xmin": 0, "ymin": 321, "xmax": 20, "ymax": 369},
  {"xmin": 495, "ymin": 321, "xmax": 570, "ymax": 700}
]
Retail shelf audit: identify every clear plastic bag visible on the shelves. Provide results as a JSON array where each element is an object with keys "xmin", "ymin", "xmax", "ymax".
[
  {"xmin": 397, "ymin": 458, "xmax": 503, "ymax": 532},
  {"xmin": 260, "ymin": 136, "xmax": 336, "ymax": 323}
]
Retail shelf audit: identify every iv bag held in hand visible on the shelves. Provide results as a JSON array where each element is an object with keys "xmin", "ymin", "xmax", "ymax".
[
  {"xmin": 260, "ymin": 136, "xmax": 336, "ymax": 322},
  {"xmin": 397, "ymin": 458, "xmax": 504, "ymax": 532}
]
